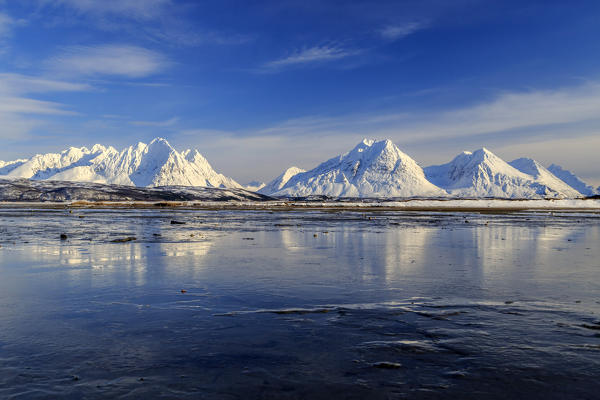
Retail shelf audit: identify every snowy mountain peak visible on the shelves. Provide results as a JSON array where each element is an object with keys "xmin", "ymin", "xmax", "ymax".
[
  {"xmin": 265, "ymin": 139, "xmax": 446, "ymax": 198},
  {"xmin": 547, "ymin": 164, "xmax": 597, "ymax": 196},
  {"xmin": 148, "ymin": 137, "xmax": 173, "ymax": 148},
  {"xmin": 425, "ymin": 148, "xmax": 582, "ymax": 198},
  {"xmin": 90, "ymin": 144, "xmax": 109, "ymax": 153},
  {"xmin": 470, "ymin": 147, "xmax": 502, "ymax": 163},
  {"xmin": 360, "ymin": 138, "xmax": 375, "ymax": 146},
  {"xmin": 509, "ymin": 158, "xmax": 582, "ymax": 198},
  {"xmin": 509, "ymin": 158, "xmax": 546, "ymax": 177},
  {"xmin": 145, "ymin": 137, "xmax": 176, "ymax": 158},
  {"xmin": 258, "ymin": 166, "xmax": 306, "ymax": 195},
  {"xmin": 183, "ymin": 149, "xmax": 207, "ymax": 164},
  {"xmin": 243, "ymin": 181, "xmax": 267, "ymax": 192},
  {"xmin": 0, "ymin": 137, "xmax": 242, "ymax": 189}
]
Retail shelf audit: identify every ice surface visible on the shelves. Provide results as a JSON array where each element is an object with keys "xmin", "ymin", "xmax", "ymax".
[{"xmin": 0, "ymin": 209, "xmax": 598, "ymax": 398}]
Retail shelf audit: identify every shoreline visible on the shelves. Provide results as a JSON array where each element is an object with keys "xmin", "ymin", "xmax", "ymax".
[{"xmin": 1, "ymin": 198, "xmax": 599, "ymax": 213}]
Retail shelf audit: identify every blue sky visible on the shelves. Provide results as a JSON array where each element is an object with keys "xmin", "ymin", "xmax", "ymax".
[{"xmin": 0, "ymin": 0, "xmax": 599, "ymax": 185}]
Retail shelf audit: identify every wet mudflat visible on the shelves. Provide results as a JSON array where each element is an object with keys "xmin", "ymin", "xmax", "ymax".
[{"xmin": 0, "ymin": 208, "xmax": 599, "ymax": 399}]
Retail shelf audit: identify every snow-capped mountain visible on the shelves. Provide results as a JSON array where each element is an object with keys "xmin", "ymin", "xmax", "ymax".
[
  {"xmin": 547, "ymin": 164, "xmax": 597, "ymax": 197},
  {"xmin": 243, "ymin": 181, "xmax": 266, "ymax": 192},
  {"xmin": 424, "ymin": 148, "xmax": 580, "ymax": 198},
  {"xmin": 0, "ymin": 138, "xmax": 242, "ymax": 189},
  {"xmin": 258, "ymin": 167, "xmax": 305, "ymax": 195},
  {"xmin": 268, "ymin": 139, "xmax": 446, "ymax": 198},
  {"xmin": 508, "ymin": 158, "xmax": 582, "ymax": 198},
  {"xmin": 1, "ymin": 137, "xmax": 594, "ymax": 199}
]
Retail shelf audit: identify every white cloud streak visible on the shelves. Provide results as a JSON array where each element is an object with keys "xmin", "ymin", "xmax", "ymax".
[
  {"xmin": 47, "ymin": 44, "xmax": 169, "ymax": 78},
  {"xmin": 130, "ymin": 117, "xmax": 179, "ymax": 127},
  {"xmin": 254, "ymin": 82, "xmax": 600, "ymax": 143},
  {"xmin": 0, "ymin": 73, "xmax": 91, "ymax": 94},
  {"xmin": 179, "ymin": 81, "xmax": 600, "ymax": 183},
  {"xmin": 0, "ymin": 73, "xmax": 89, "ymax": 140},
  {"xmin": 43, "ymin": 0, "xmax": 172, "ymax": 20},
  {"xmin": 0, "ymin": 13, "xmax": 15, "ymax": 39},
  {"xmin": 379, "ymin": 22, "xmax": 426, "ymax": 40},
  {"xmin": 399, "ymin": 82, "xmax": 600, "ymax": 140},
  {"xmin": 263, "ymin": 45, "xmax": 362, "ymax": 70},
  {"xmin": 0, "ymin": 97, "xmax": 76, "ymax": 115}
]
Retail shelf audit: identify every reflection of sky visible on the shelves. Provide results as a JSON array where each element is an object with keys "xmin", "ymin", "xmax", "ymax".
[
  {"xmin": 1, "ymin": 213, "xmax": 600, "ymax": 400},
  {"xmin": 0, "ymin": 210, "xmax": 599, "ymax": 307}
]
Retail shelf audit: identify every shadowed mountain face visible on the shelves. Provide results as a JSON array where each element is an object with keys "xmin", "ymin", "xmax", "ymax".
[
  {"xmin": 0, "ymin": 179, "xmax": 272, "ymax": 202},
  {"xmin": 548, "ymin": 164, "xmax": 598, "ymax": 197}
]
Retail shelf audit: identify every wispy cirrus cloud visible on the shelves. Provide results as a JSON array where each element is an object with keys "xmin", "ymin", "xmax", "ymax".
[
  {"xmin": 262, "ymin": 45, "xmax": 362, "ymax": 71},
  {"xmin": 0, "ymin": 73, "xmax": 89, "ymax": 140},
  {"xmin": 38, "ymin": 0, "xmax": 251, "ymax": 48},
  {"xmin": 0, "ymin": 13, "xmax": 15, "ymax": 39},
  {"xmin": 130, "ymin": 117, "xmax": 179, "ymax": 127},
  {"xmin": 379, "ymin": 21, "xmax": 427, "ymax": 41},
  {"xmin": 0, "ymin": 12, "xmax": 28, "ymax": 53},
  {"xmin": 254, "ymin": 82, "xmax": 600, "ymax": 143},
  {"xmin": 47, "ymin": 44, "xmax": 169, "ymax": 78},
  {"xmin": 0, "ymin": 73, "xmax": 91, "ymax": 94},
  {"xmin": 41, "ymin": 0, "xmax": 172, "ymax": 20},
  {"xmin": 182, "ymin": 81, "xmax": 600, "ymax": 182},
  {"xmin": 0, "ymin": 97, "xmax": 76, "ymax": 115}
]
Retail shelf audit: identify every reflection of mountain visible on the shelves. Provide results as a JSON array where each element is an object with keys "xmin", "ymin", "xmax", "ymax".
[
  {"xmin": 276, "ymin": 223, "xmax": 434, "ymax": 284},
  {"xmin": 11, "ymin": 238, "xmax": 216, "ymax": 288}
]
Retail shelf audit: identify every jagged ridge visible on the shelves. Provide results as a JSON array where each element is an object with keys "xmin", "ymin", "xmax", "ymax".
[
  {"xmin": 271, "ymin": 139, "xmax": 446, "ymax": 198},
  {"xmin": 0, "ymin": 138, "xmax": 241, "ymax": 189}
]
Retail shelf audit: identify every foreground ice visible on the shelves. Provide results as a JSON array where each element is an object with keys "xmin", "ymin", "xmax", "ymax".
[{"xmin": 0, "ymin": 208, "xmax": 598, "ymax": 399}]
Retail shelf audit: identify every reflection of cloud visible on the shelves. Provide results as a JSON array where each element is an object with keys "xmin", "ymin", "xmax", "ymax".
[
  {"xmin": 10, "ymin": 238, "xmax": 215, "ymax": 289},
  {"xmin": 276, "ymin": 223, "xmax": 433, "ymax": 284},
  {"xmin": 160, "ymin": 241, "xmax": 213, "ymax": 258},
  {"xmin": 382, "ymin": 227, "xmax": 433, "ymax": 282}
]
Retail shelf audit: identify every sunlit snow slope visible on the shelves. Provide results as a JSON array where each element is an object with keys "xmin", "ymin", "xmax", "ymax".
[
  {"xmin": 0, "ymin": 138, "xmax": 241, "ymax": 189},
  {"xmin": 424, "ymin": 148, "xmax": 583, "ymax": 198},
  {"xmin": 271, "ymin": 139, "xmax": 446, "ymax": 198},
  {"xmin": 547, "ymin": 164, "xmax": 598, "ymax": 197}
]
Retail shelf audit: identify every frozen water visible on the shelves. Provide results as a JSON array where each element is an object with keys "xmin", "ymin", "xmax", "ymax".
[{"xmin": 0, "ymin": 208, "xmax": 599, "ymax": 399}]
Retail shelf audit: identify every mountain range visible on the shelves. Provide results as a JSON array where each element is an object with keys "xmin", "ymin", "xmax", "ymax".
[
  {"xmin": 0, "ymin": 138, "xmax": 240, "ymax": 189},
  {"xmin": 261, "ymin": 140, "xmax": 597, "ymax": 199},
  {"xmin": 0, "ymin": 137, "xmax": 597, "ymax": 199}
]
